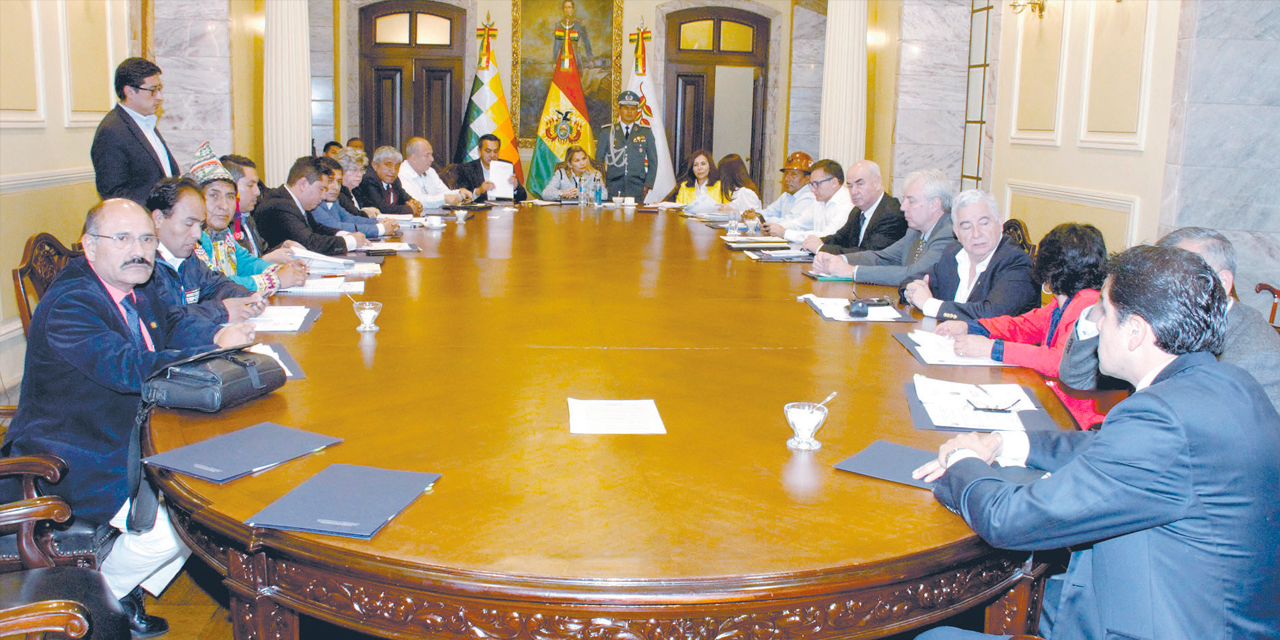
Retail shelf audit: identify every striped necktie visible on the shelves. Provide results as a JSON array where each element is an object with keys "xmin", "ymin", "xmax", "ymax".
[{"xmin": 909, "ymin": 236, "xmax": 926, "ymax": 264}]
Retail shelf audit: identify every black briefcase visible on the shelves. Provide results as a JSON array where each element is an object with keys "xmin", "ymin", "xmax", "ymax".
[{"xmin": 142, "ymin": 344, "xmax": 286, "ymax": 412}]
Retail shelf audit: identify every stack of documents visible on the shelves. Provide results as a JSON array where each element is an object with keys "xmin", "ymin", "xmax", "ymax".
[
  {"xmin": 278, "ymin": 278, "xmax": 364, "ymax": 295},
  {"xmin": 899, "ymin": 330, "xmax": 1008, "ymax": 366},
  {"xmin": 361, "ymin": 241, "xmax": 417, "ymax": 252},
  {"xmin": 246, "ymin": 464, "xmax": 442, "ymax": 539},
  {"xmin": 143, "ymin": 422, "xmax": 341, "ymax": 483},
  {"xmin": 248, "ymin": 306, "xmax": 312, "ymax": 332},
  {"xmin": 798, "ymin": 294, "xmax": 908, "ymax": 322},
  {"xmin": 913, "ymin": 375, "xmax": 1035, "ymax": 432},
  {"xmin": 378, "ymin": 213, "xmax": 414, "ymax": 221},
  {"xmin": 567, "ymin": 399, "xmax": 666, "ymax": 434},
  {"xmin": 745, "ymin": 247, "xmax": 810, "ymax": 260},
  {"xmin": 290, "ymin": 247, "xmax": 354, "ymax": 275}
]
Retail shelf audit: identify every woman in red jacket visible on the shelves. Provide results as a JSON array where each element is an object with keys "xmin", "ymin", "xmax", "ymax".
[{"xmin": 935, "ymin": 222, "xmax": 1107, "ymax": 428}]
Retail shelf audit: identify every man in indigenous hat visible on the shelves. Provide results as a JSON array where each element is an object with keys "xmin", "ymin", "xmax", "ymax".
[
  {"xmin": 596, "ymin": 90, "xmax": 659, "ymax": 201},
  {"xmin": 757, "ymin": 151, "xmax": 818, "ymax": 224},
  {"xmin": 185, "ymin": 143, "xmax": 308, "ymax": 294}
]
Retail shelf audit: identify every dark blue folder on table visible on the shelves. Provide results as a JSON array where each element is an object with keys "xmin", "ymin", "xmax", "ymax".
[
  {"xmin": 834, "ymin": 440, "xmax": 937, "ymax": 490},
  {"xmin": 143, "ymin": 422, "xmax": 341, "ymax": 484},
  {"xmin": 245, "ymin": 464, "xmax": 442, "ymax": 539}
]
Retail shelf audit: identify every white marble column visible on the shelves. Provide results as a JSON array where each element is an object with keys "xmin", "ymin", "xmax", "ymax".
[
  {"xmin": 264, "ymin": 0, "xmax": 312, "ymax": 186},
  {"xmin": 819, "ymin": 0, "xmax": 868, "ymax": 168}
]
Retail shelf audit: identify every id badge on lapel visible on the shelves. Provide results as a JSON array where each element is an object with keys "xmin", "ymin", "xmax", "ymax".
[{"xmin": 184, "ymin": 288, "xmax": 200, "ymax": 304}]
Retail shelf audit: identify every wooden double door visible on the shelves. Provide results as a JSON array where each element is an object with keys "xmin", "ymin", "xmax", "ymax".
[{"xmin": 360, "ymin": 0, "xmax": 466, "ymax": 162}]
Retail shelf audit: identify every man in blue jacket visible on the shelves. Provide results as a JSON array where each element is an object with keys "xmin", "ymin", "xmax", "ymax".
[
  {"xmin": 1, "ymin": 199, "xmax": 255, "ymax": 637},
  {"xmin": 913, "ymin": 245, "xmax": 1280, "ymax": 640}
]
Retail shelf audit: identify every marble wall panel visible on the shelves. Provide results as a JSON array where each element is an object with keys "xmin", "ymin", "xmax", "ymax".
[
  {"xmin": 791, "ymin": 39, "xmax": 826, "ymax": 65},
  {"xmin": 1161, "ymin": 162, "xmax": 1181, "ymax": 227},
  {"xmin": 891, "ymin": 143, "xmax": 963, "ymax": 190},
  {"xmin": 153, "ymin": 19, "xmax": 231, "ymax": 57},
  {"xmin": 897, "ymin": 72, "xmax": 967, "ymax": 111},
  {"xmin": 893, "ymin": 2, "xmax": 969, "ymax": 188},
  {"xmin": 155, "ymin": 0, "xmax": 228, "ymax": 21},
  {"xmin": 311, "ymin": 101, "xmax": 335, "ymax": 127},
  {"xmin": 787, "ymin": 5, "xmax": 823, "ymax": 181},
  {"xmin": 312, "ymin": 77, "xmax": 334, "ymax": 102},
  {"xmin": 789, "ymin": 86, "xmax": 824, "ymax": 112},
  {"xmin": 900, "ymin": 3, "xmax": 969, "ymax": 43},
  {"xmin": 155, "ymin": 55, "xmax": 232, "ymax": 95},
  {"xmin": 310, "ymin": 20, "xmax": 333, "ymax": 53},
  {"xmin": 158, "ymin": 93, "xmax": 233, "ymax": 133},
  {"xmin": 161, "ymin": 129, "xmax": 233, "ymax": 165},
  {"xmin": 314, "ymin": 126, "xmax": 336, "ymax": 148},
  {"xmin": 310, "ymin": 49, "xmax": 332, "ymax": 77},
  {"xmin": 1174, "ymin": 166, "xmax": 1280, "ymax": 232},
  {"xmin": 1187, "ymin": 38, "xmax": 1280, "ymax": 106},
  {"xmin": 1182, "ymin": 103, "xmax": 1280, "ymax": 170},
  {"xmin": 790, "ymin": 64, "xmax": 824, "ymax": 88},
  {"xmin": 1228, "ymin": 230, "xmax": 1280, "ymax": 315},
  {"xmin": 895, "ymin": 108, "xmax": 964, "ymax": 147},
  {"xmin": 898, "ymin": 41, "xmax": 969, "ymax": 77},
  {"xmin": 1194, "ymin": 0, "xmax": 1280, "ymax": 41}
]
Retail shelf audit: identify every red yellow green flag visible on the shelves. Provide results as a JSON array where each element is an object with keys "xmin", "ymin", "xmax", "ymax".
[{"xmin": 526, "ymin": 25, "xmax": 594, "ymax": 197}]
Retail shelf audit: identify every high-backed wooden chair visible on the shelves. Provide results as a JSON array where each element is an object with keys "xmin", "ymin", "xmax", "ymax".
[
  {"xmin": 0, "ymin": 455, "xmax": 129, "ymax": 639},
  {"xmin": 1257, "ymin": 282, "xmax": 1278, "ymax": 328},
  {"xmin": 0, "ymin": 455, "xmax": 110, "ymax": 572},
  {"xmin": 1003, "ymin": 219, "xmax": 1037, "ymax": 265},
  {"xmin": 12, "ymin": 232, "xmax": 84, "ymax": 337}
]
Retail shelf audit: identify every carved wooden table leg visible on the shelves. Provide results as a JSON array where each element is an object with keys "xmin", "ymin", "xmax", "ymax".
[
  {"xmin": 983, "ymin": 556, "xmax": 1049, "ymax": 635},
  {"xmin": 227, "ymin": 550, "xmax": 298, "ymax": 640}
]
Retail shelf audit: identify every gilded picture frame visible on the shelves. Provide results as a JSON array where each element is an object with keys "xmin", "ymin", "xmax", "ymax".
[{"xmin": 512, "ymin": 0, "xmax": 623, "ymax": 148}]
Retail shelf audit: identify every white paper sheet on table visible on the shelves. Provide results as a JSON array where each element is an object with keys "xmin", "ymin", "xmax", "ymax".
[
  {"xmin": 247, "ymin": 306, "xmax": 311, "ymax": 332},
  {"xmin": 797, "ymin": 294, "xmax": 903, "ymax": 322},
  {"xmin": 913, "ymin": 375, "xmax": 1035, "ymax": 431},
  {"xmin": 906, "ymin": 330, "xmax": 1008, "ymax": 366},
  {"xmin": 567, "ymin": 399, "xmax": 666, "ymax": 434},
  {"xmin": 378, "ymin": 213, "xmax": 413, "ymax": 221},
  {"xmin": 289, "ymin": 246, "xmax": 354, "ymax": 271},
  {"xmin": 523, "ymin": 199, "xmax": 558, "ymax": 206},
  {"xmin": 278, "ymin": 278, "xmax": 364, "ymax": 295},
  {"xmin": 349, "ymin": 262, "xmax": 381, "ymax": 275},
  {"xmin": 489, "ymin": 160, "xmax": 515, "ymax": 199},
  {"xmin": 246, "ymin": 344, "xmax": 295, "ymax": 377},
  {"xmin": 683, "ymin": 195, "xmax": 723, "ymax": 216},
  {"xmin": 363, "ymin": 242, "xmax": 414, "ymax": 252}
]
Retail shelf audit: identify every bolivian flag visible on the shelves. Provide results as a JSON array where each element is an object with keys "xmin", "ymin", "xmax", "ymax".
[
  {"xmin": 459, "ymin": 15, "xmax": 523, "ymax": 176},
  {"xmin": 526, "ymin": 25, "xmax": 594, "ymax": 197}
]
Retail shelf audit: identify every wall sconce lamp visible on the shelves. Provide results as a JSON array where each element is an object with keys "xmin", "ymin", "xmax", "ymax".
[{"xmin": 1010, "ymin": 0, "xmax": 1046, "ymax": 18}]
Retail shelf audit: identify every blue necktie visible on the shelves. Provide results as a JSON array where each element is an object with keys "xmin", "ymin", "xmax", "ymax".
[{"xmin": 119, "ymin": 294, "xmax": 146, "ymax": 350}]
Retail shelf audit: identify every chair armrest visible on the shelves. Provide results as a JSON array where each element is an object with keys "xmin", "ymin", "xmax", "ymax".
[
  {"xmin": 0, "ymin": 600, "xmax": 91, "ymax": 638},
  {"xmin": 0, "ymin": 405, "xmax": 14, "ymax": 419},
  {"xmin": 0, "ymin": 454, "xmax": 67, "ymax": 499},
  {"xmin": 0, "ymin": 496, "xmax": 72, "ymax": 530}
]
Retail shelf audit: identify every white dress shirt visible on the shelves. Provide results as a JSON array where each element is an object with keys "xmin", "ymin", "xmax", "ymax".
[
  {"xmin": 726, "ymin": 187, "xmax": 762, "ymax": 213},
  {"xmin": 780, "ymin": 185, "xmax": 853, "ymax": 244},
  {"xmin": 857, "ymin": 193, "xmax": 885, "ymax": 246},
  {"xmin": 761, "ymin": 184, "xmax": 818, "ymax": 223},
  {"xmin": 398, "ymin": 162, "xmax": 459, "ymax": 209},
  {"xmin": 921, "ymin": 247, "xmax": 996, "ymax": 318},
  {"xmin": 120, "ymin": 103, "xmax": 174, "ymax": 177}
]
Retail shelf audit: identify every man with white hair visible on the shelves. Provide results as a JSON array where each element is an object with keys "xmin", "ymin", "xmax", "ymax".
[
  {"xmin": 812, "ymin": 168, "xmax": 957, "ymax": 285},
  {"xmin": 901, "ymin": 189, "xmax": 1038, "ymax": 321},
  {"xmin": 398, "ymin": 137, "xmax": 471, "ymax": 208},
  {"xmin": 352, "ymin": 145, "xmax": 423, "ymax": 216},
  {"xmin": 803, "ymin": 159, "xmax": 905, "ymax": 253}
]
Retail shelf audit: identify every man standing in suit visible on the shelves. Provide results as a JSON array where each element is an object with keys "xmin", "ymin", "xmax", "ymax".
[
  {"xmin": 596, "ymin": 91, "xmax": 658, "ymax": 201},
  {"xmin": 812, "ymin": 168, "xmax": 957, "ymax": 286},
  {"xmin": 91, "ymin": 58, "xmax": 182, "ymax": 204},
  {"xmin": 804, "ymin": 160, "xmax": 905, "ymax": 253},
  {"xmin": 457, "ymin": 134, "xmax": 528, "ymax": 203},
  {"xmin": 2, "ymin": 199, "xmax": 255, "ymax": 637},
  {"xmin": 353, "ymin": 146, "xmax": 424, "ymax": 216},
  {"xmin": 913, "ymin": 245, "xmax": 1280, "ymax": 640},
  {"xmin": 257, "ymin": 157, "xmax": 366, "ymax": 255},
  {"xmin": 901, "ymin": 190, "xmax": 1037, "ymax": 321}
]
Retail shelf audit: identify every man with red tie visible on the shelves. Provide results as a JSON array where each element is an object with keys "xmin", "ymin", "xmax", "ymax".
[{"xmin": 352, "ymin": 146, "xmax": 422, "ymax": 216}]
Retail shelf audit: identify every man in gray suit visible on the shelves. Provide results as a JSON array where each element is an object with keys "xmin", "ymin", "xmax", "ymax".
[
  {"xmin": 811, "ymin": 168, "xmax": 956, "ymax": 286},
  {"xmin": 1059, "ymin": 227, "xmax": 1280, "ymax": 411}
]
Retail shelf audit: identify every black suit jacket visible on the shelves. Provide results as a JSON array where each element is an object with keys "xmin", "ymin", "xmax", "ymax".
[
  {"xmin": 90, "ymin": 105, "xmax": 182, "ymax": 204},
  {"xmin": 456, "ymin": 159, "xmax": 528, "ymax": 203},
  {"xmin": 254, "ymin": 187, "xmax": 349, "ymax": 255},
  {"xmin": 351, "ymin": 174, "xmax": 417, "ymax": 215},
  {"xmin": 903, "ymin": 236, "xmax": 1038, "ymax": 321},
  {"xmin": 819, "ymin": 194, "xmax": 906, "ymax": 253},
  {"xmin": 1, "ymin": 258, "xmax": 216, "ymax": 525},
  {"xmin": 339, "ymin": 186, "xmax": 374, "ymax": 218}
]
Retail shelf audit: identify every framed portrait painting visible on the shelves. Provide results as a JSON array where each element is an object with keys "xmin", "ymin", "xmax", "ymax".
[{"xmin": 512, "ymin": 0, "xmax": 622, "ymax": 146}]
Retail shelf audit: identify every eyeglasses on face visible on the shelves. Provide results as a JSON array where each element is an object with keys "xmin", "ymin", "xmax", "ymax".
[
  {"xmin": 89, "ymin": 233, "xmax": 160, "ymax": 250},
  {"xmin": 133, "ymin": 84, "xmax": 163, "ymax": 95},
  {"xmin": 810, "ymin": 176, "xmax": 838, "ymax": 187}
]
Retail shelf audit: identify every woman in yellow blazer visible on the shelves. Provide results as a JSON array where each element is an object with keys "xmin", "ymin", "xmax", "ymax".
[{"xmin": 672, "ymin": 150, "xmax": 727, "ymax": 204}]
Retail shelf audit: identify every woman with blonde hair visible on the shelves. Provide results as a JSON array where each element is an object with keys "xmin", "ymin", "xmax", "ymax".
[{"xmin": 541, "ymin": 145, "xmax": 607, "ymax": 201}]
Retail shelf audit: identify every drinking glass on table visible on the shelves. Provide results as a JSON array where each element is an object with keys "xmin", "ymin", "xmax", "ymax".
[{"xmin": 353, "ymin": 301, "xmax": 382, "ymax": 332}]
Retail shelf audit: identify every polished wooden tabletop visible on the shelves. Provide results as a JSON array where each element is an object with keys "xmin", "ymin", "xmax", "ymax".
[{"xmin": 148, "ymin": 206, "xmax": 1073, "ymax": 636}]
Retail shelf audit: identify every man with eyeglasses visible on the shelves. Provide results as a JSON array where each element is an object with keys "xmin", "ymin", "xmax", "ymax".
[
  {"xmin": 764, "ymin": 159, "xmax": 853, "ymax": 245},
  {"xmin": 92, "ymin": 57, "xmax": 181, "ymax": 205},
  {"xmin": 1, "ymin": 198, "xmax": 254, "ymax": 638}
]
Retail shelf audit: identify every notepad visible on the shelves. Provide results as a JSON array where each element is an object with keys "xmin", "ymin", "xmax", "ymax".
[
  {"xmin": 834, "ymin": 440, "xmax": 937, "ymax": 490},
  {"xmin": 567, "ymin": 399, "xmax": 666, "ymax": 434},
  {"xmin": 245, "ymin": 464, "xmax": 441, "ymax": 539},
  {"xmin": 277, "ymin": 278, "xmax": 364, "ymax": 295},
  {"xmin": 248, "ymin": 306, "xmax": 312, "ymax": 332},
  {"xmin": 895, "ymin": 331, "xmax": 1010, "ymax": 367},
  {"xmin": 143, "ymin": 422, "xmax": 341, "ymax": 483}
]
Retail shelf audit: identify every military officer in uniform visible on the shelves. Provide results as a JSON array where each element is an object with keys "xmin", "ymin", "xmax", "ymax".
[{"xmin": 597, "ymin": 90, "xmax": 659, "ymax": 201}]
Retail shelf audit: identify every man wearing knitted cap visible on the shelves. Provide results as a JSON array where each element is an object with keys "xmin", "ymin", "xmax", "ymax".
[
  {"xmin": 185, "ymin": 143, "xmax": 308, "ymax": 294},
  {"xmin": 597, "ymin": 90, "xmax": 658, "ymax": 201}
]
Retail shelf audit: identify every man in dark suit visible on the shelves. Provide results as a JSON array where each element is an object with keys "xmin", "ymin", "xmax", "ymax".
[
  {"xmin": 219, "ymin": 154, "xmax": 282, "ymax": 258},
  {"xmin": 256, "ymin": 156, "xmax": 366, "ymax": 256},
  {"xmin": 811, "ymin": 168, "xmax": 957, "ymax": 286},
  {"xmin": 902, "ymin": 189, "xmax": 1037, "ymax": 321},
  {"xmin": 352, "ymin": 146, "xmax": 423, "ymax": 216},
  {"xmin": 805, "ymin": 160, "xmax": 905, "ymax": 253},
  {"xmin": 91, "ymin": 58, "xmax": 182, "ymax": 204},
  {"xmin": 913, "ymin": 245, "xmax": 1280, "ymax": 640},
  {"xmin": 457, "ymin": 134, "xmax": 528, "ymax": 203},
  {"xmin": 596, "ymin": 90, "xmax": 659, "ymax": 201},
  {"xmin": 1, "ymin": 199, "xmax": 255, "ymax": 637}
]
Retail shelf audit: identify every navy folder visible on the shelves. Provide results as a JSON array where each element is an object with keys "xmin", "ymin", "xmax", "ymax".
[
  {"xmin": 143, "ymin": 422, "xmax": 341, "ymax": 483},
  {"xmin": 245, "ymin": 464, "xmax": 441, "ymax": 539},
  {"xmin": 834, "ymin": 440, "xmax": 938, "ymax": 490}
]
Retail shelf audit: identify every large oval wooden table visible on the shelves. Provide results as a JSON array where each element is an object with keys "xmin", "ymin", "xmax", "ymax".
[{"xmin": 148, "ymin": 206, "xmax": 1070, "ymax": 640}]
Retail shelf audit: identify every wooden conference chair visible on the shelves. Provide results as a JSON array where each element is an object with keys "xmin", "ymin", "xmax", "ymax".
[
  {"xmin": 13, "ymin": 232, "xmax": 84, "ymax": 338},
  {"xmin": 1256, "ymin": 282, "xmax": 1278, "ymax": 333},
  {"xmin": 0, "ymin": 455, "xmax": 111, "ymax": 573}
]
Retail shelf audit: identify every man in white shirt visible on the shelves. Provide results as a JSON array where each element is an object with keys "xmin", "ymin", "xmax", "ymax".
[
  {"xmin": 764, "ymin": 159, "xmax": 852, "ymax": 245},
  {"xmin": 901, "ymin": 190, "xmax": 1037, "ymax": 321},
  {"xmin": 92, "ymin": 57, "xmax": 182, "ymax": 204},
  {"xmin": 397, "ymin": 137, "xmax": 472, "ymax": 208},
  {"xmin": 758, "ymin": 152, "xmax": 817, "ymax": 224}
]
